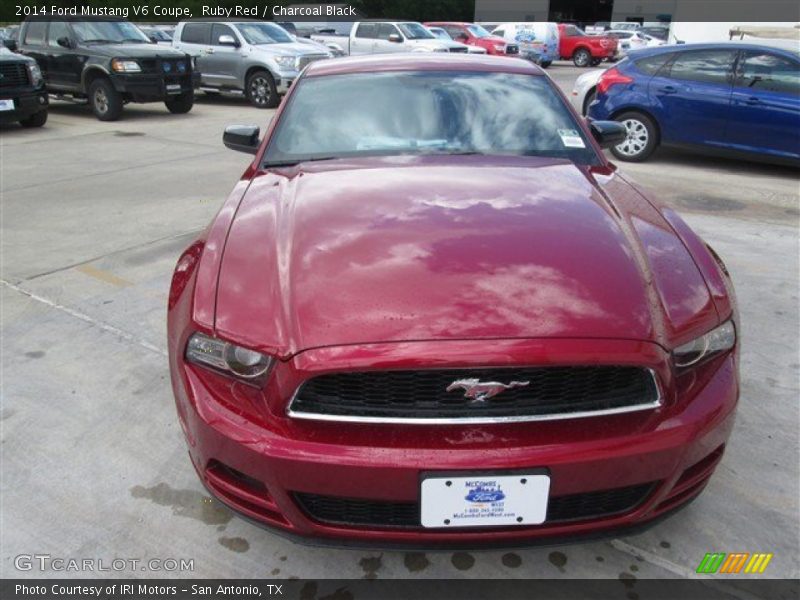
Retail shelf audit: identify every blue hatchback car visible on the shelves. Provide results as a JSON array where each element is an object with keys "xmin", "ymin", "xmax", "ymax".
[{"xmin": 588, "ymin": 41, "xmax": 800, "ymax": 163}]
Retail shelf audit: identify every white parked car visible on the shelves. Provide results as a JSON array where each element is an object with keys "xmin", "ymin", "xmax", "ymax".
[
  {"xmin": 605, "ymin": 30, "xmax": 649, "ymax": 56},
  {"xmin": 426, "ymin": 26, "xmax": 487, "ymax": 53},
  {"xmin": 570, "ymin": 68, "xmax": 605, "ymax": 115}
]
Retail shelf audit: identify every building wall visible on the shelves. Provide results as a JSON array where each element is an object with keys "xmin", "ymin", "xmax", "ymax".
[{"xmin": 474, "ymin": 0, "xmax": 551, "ymax": 22}]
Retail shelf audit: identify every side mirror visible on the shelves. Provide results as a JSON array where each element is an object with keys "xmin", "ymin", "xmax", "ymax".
[
  {"xmin": 57, "ymin": 36, "xmax": 72, "ymax": 49},
  {"xmin": 218, "ymin": 35, "xmax": 239, "ymax": 47},
  {"xmin": 148, "ymin": 35, "xmax": 158, "ymax": 44},
  {"xmin": 223, "ymin": 125, "xmax": 261, "ymax": 155},
  {"xmin": 3, "ymin": 39, "xmax": 17, "ymax": 52},
  {"xmin": 388, "ymin": 33, "xmax": 403, "ymax": 43},
  {"xmin": 589, "ymin": 120, "xmax": 627, "ymax": 148}
]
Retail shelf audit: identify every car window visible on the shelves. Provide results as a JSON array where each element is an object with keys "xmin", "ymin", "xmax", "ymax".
[
  {"xmin": 493, "ymin": 28, "xmax": 506, "ymax": 38},
  {"xmin": 211, "ymin": 24, "xmax": 236, "ymax": 45},
  {"xmin": 265, "ymin": 71, "xmax": 600, "ymax": 166},
  {"xmin": 666, "ymin": 49, "xmax": 736, "ymax": 85},
  {"xmin": 377, "ymin": 23, "xmax": 399, "ymax": 40},
  {"xmin": 736, "ymin": 52, "xmax": 800, "ymax": 95},
  {"xmin": 236, "ymin": 22, "xmax": 292, "ymax": 44},
  {"xmin": 634, "ymin": 52, "xmax": 674, "ymax": 75},
  {"xmin": 446, "ymin": 26, "xmax": 464, "ymax": 39},
  {"xmin": 565, "ymin": 26, "xmax": 584, "ymax": 37},
  {"xmin": 180, "ymin": 23, "xmax": 210, "ymax": 44},
  {"xmin": 23, "ymin": 21, "xmax": 47, "ymax": 45},
  {"xmin": 47, "ymin": 21, "xmax": 70, "ymax": 47},
  {"xmin": 355, "ymin": 23, "xmax": 377, "ymax": 39},
  {"xmin": 398, "ymin": 23, "xmax": 435, "ymax": 40}
]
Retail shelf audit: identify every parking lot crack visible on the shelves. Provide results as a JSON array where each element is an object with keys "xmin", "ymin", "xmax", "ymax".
[{"xmin": 1, "ymin": 278, "xmax": 167, "ymax": 357}]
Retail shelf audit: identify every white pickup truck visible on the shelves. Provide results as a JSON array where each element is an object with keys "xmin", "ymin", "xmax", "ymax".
[{"xmin": 310, "ymin": 21, "xmax": 469, "ymax": 55}]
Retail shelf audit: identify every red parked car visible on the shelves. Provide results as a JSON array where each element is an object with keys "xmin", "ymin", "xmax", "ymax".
[
  {"xmin": 423, "ymin": 22, "xmax": 519, "ymax": 56},
  {"xmin": 558, "ymin": 23, "xmax": 618, "ymax": 67},
  {"xmin": 168, "ymin": 54, "xmax": 739, "ymax": 546}
]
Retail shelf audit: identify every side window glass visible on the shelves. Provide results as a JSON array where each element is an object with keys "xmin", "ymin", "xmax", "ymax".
[
  {"xmin": 211, "ymin": 24, "xmax": 235, "ymax": 45},
  {"xmin": 47, "ymin": 21, "xmax": 70, "ymax": 47},
  {"xmin": 355, "ymin": 23, "xmax": 377, "ymax": 39},
  {"xmin": 737, "ymin": 52, "xmax": 800, "ymax": 94},
  {"xmin": 181, "ymin": 23, "xmax": 210, "ymax": 44},
  {"xmin": 667, "ymin": 50, "xmax": 736, "ymax": 85},
  {"xmin": 635, "ymin": 53, "xmax": 674, "ymax": 76},
  {"xmin": 24, "ymin": 21, "xmax": 47, "ymax": 45},
  {"xmin": 377, "ymin": 24, "xmax": 398, "ymax": 40}
]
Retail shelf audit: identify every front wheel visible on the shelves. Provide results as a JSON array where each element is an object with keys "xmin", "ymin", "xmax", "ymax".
[
  {"xmin": 573, "ymin": 48, "xmax": 591, "ymax": 67},
  {"xmin": 165, "ymin": 92, "xmax": 194, "ymax": 114},
  {"xmin": 610, "ymin": 111, "xmax": 659, "ymax": 162},
  {"xmin": 19, "ymin": 110, "xmax": 48, "ymax": 128},
  {"xmin": 88, "ymin": 78, "xmax": 123, "ymax": 121},
  {"xmin": 246, "ymin": 70, "xmax": 279, "ymax": 109}
]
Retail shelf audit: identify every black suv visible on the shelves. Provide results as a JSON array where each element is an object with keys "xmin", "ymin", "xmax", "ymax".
[
  {"xmin": 0, "ymin": 47, "xmax": 48, "ymax": 127},
  {"xmin": 18, "ymin": 18, "xmax": 198, "ymax": 121}
]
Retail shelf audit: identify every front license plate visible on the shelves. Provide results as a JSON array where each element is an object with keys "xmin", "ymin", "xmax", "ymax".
[
  {"xmin": 0, "ymin": 99, "xmax": 15, "ymax": 111},
  {"xmin": 166, "ymin": 84, "xmax": 181, "ymax": 94},
  {"xmin": 420, "ymin": 473, "xmax": 549, "ymax": 528}
]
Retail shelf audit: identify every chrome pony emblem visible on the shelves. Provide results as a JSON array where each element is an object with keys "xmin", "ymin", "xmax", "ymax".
[{"xmin": 446, "ymin": 378, "xmax": 530, "ymax": 404}]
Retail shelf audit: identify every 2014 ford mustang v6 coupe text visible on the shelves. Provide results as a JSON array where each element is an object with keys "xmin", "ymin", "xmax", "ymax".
[{"xmin": 167, "ymin": 54, "xmax": 739, "ymax": 546}]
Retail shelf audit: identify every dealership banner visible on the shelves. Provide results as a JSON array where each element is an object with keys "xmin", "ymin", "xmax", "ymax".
[
  {"xmin": 3, "ymin": 579, "xmax": 799, "ymax": 600},
  {"xmin": 3, "ymin": 0, "xmax": 800, "ymax": 22}
]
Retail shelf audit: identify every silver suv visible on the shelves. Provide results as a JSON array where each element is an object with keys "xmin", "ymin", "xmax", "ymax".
[{"xmin": 173, "ymin": 21, "xmax": 331, "ymax": 108}]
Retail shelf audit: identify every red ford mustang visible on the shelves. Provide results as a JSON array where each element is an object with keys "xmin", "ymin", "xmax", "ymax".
[{"xmin": 168, "ymin": 54, "xmax": 739, "ymax": 546}]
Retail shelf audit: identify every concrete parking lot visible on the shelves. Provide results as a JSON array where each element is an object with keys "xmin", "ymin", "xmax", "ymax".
[{"xmin": 1, "ymin": 62, "xmax": 798, "ymax": 587}]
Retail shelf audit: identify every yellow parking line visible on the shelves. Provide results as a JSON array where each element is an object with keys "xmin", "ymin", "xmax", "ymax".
[{"xmin": 76, "ymin": 264, "xmax": 132, "ymax": 288}]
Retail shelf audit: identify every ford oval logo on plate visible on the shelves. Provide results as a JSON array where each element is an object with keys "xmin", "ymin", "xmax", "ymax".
[{"xmin": 465, "ymin": 484, "xmax": 506, "ymax": 503}]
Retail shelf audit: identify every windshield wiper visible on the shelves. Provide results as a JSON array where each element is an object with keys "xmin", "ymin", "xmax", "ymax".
[
  {"xmin": 263, "ymin": 156, "xmax": 339, "ymax": 168},
  {"xmin": 81, "ymin": 39, "xmax": 122, "ymax": 44}
]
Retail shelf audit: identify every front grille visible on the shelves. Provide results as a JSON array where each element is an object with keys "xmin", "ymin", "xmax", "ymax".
[
  {"xmin": 505, "ymin": 44, "xmax": 519, "ymax": 55},
  {"xmin": 294, "ymin": 483, "xmax": 655, "ymax": 529},
  {"xmin": 0, "ymin": 62, "xmax": 29, "ymax": 87},
  {"xmin": 449, "ymin": 47, "xmax": 469, "ymax": 53},
  {"xmin": 290, "ymin": 366, "xmax": 659, "ymax": 422},
  {"xmin": 298, "ymin": 54, "xmax": 328, "ymax": 70}
]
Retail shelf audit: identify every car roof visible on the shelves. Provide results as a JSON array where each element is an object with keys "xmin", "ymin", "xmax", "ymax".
[
  {"xmin": 630, "ymin": 40, "xmax": 800, "ymax": 58},
  {"xmin": 304, "ymin": 53, "xmax": 545, "ymax": 78}
]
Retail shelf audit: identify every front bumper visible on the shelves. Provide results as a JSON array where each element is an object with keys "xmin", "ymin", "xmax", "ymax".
[
  {"xmin": 0, "ymin": 89, "xmax": 48, "ymax": 123},
  {"xmin": 170, "ymin": 337, "xmax": 738, "ymax": 547},
  {"xmin": 110, "ymin": 71, "xmax": 198, "ymax": 102}
]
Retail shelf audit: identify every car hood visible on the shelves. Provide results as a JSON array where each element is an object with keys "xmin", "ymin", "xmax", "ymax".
[
  {"xmin": 214, "ymin": 156, "xmax": 717, "ymax": 356},
  {"xmin": 77, "ymin": 42, "xmax": 187, "ymax": 58},
  {"xmin": 251, "ymin": 41, "xmax": 329, "ymax": 56}
]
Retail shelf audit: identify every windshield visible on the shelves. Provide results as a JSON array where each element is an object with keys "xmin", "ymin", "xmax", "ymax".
[
  {"xmin": 398, "ymin": 23, "xmax": 435, "ymax": 40},
  {"xmin": 71, "ymin": 21, "xmax": 150, "ymax": 43},
  {"xmin": 468, "ymin": 24, "xmax": 491, "ymax": 38},
  {"xmin": 264, "ymin": 71, "xmax": 598, "ymax": 166},
  {"xmin": 429, "ymin": 28, "xmax": 451, "ymax": 40},
  {"xmin": 236, "ymin": 22, "xmax": 293, "ymax": 45}
]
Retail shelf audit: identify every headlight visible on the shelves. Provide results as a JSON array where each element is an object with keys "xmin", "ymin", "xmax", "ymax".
[
  {"xmin": 111, "ymin": 59, "xmax": 142, "ymax": 73},
  {"xmin": 26, "ymin": 63, "xmax": 43, "ymax": 86},
  {"xmin": 186, "ymin": 332, "xmax": 273, "ymax": 383},
  {"xmin": 673, "ymin": 321, "xmax": 736, "ymax": 368},
  {"xmin": 274, "ymin": 55, "xmax": 296, "ymax": 69}
]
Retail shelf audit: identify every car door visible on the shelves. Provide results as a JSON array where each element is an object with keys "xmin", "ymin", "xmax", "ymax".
[
  {"xmin": 648, "ymin": 48, "xmax": 737, "ymax": 147},
  {"xmin": 19, "ymin": 20, "xmax": 48, "ymax": 75},
  {"xmin": 45, "ymin": 21, "xmax": 81, "ymax": 90},
  {"xmin": 202, "ymin": 24, "xmax": 242, "ymax": 89},
  {"xmin": 350, "ymin": 22, "xmax": 377, "ymax": 55},
  {"xmin": 727, "ymin": 50, "xmax": 800, "ymax": 159},
  {"xmin": 374, "ymin": 23, "xmax": 404, "ymax": 54},
  {"xmin": 176, "ymin": 23, "xmax": 211, "ymax": 84}
]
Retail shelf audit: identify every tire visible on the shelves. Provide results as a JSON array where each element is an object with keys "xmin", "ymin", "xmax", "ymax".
[
  {"xmin": 540, "ymin": 60, "xmax": 552, "ymax": 68},
  {"xmin": 610, "ymin": 111, "xmax": 659, "ymax": 162},
  {"xmin": 246, "ymin": 70, "xmax": 279, "ymax": 109},
  {"xmin": 88, "ymin": 78, "xmax": 123, "ymax": 121},
  {"xmin": 573, "ymin": 48, "xmax": 591, "ymax": 67},
  {"xmin": 582, "ymin": 89, "xmax": 596, "ymax": 116},
  {"xmin": 19, "ymin": 109, "xmax": 48, "ymax": 128},
  {"xmin": 165, "ymin": 92, "xmax": 194, "ymax": 114}
]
